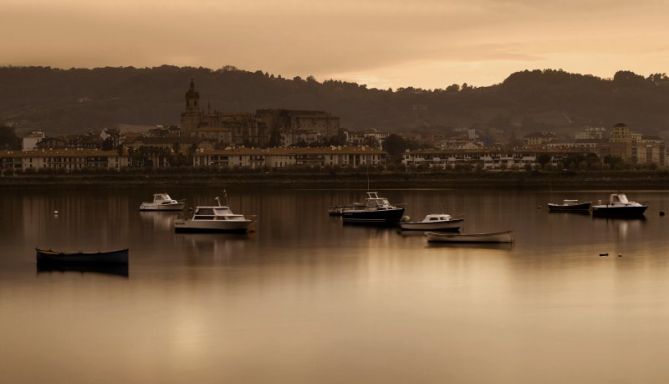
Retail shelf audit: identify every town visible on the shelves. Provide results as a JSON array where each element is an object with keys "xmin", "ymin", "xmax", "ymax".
[{"xmin": 0, "ymin": 80, "xmax": 665, "ymax": 174}]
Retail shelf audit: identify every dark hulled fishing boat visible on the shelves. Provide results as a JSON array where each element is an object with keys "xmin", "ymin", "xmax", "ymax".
[{"xmin": 341, "ymin": 192, "xmax": 404, "ymax": 225}]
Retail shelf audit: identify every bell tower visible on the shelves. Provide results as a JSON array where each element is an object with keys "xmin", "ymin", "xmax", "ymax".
[
  {"xmin": 181, "ymin": 79, "xmax": 201, "ymax": 134},
  {"xmin": 185, "ymin": 79, "xmax": 200, "ymax": 111}
]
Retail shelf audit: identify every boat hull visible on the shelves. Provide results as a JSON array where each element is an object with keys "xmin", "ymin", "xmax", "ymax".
[
  {"xmin": 342, "ymin": 208, "xmax": 405, "ymax": 225},
  {"xmin": 400, "ymin": 218, "xmax": 463, "ymax": 231},
  {"xmin": 591, "ymin": 205, "xmax": 647, "ymax": 218},
  {"xmin": 425, "ymin": 231, "xmax": 513, "ymax": 243},
  {"xmin": 548, "ymin": 202, "xmax": 591, "ymax": 212},
  {"xmin": 174, "ymin": 219, "xmax": 253, "ymax": 233},
  {"xmin": 36, "ymin": 248, "xmax": 129, "ymax": 265},
  {"xmin": 139, "ymin": 202, "xmax": 185, "ymax": 211}
]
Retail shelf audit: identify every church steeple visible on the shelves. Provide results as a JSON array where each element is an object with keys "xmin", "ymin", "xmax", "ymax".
[{"xmin": 185, "ymin": 78, "xmax": 199, "ymax": 110}]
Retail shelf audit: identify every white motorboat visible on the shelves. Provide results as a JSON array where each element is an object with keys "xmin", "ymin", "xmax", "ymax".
[
  {"xmin": 400, "ymin": 214, "xmax": 463, "ymax": 231},
  {"xmin": 591, "ymin": 193, "xmax": 647, "ymax": 218},
  {"xmin": 425, "ymin": 230, "xmax": 513, "ymax": 243},
  {"xmin": 174, "ymin": 198, "xmax": 254, "ymax": 233},
  {"xmin": 139, "ymin": 193, "xmax": 185, "ymax": 211}
]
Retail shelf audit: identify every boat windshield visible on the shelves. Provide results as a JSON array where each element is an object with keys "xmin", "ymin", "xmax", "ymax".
[
  {"xmin": 214, "ymin": 207, "xmax": 233, "ymax": 215},
  {"xmin": 611, "ymin": 194, "xmax": 629, "ymax": 204},
  {"xmin": 195, "ymin": 208, "xmax": 213, "ymax": 215},
  {"xmin": 367, "ymin": 198, "xmax": 390, "ymax": 208}
]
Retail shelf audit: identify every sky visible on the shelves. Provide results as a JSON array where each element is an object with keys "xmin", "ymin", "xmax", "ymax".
[{"xmin": 2, "ymin": 0, "xmax": 669, "ymax": 89}]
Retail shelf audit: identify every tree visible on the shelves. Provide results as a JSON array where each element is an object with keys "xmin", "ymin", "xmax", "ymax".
[
  {"xmin": 536, "ymin": 153, "xmax": 551, "ymax": 169},
  {"xmin": 0, "ymin": 126, "xmax": 20, "ymax": 150},
  {"xmin": 383, "ymin": 134, "xmax": 421, "ymax": 164}
]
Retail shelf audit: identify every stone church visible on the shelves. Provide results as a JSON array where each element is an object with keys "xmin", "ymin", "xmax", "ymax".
[{"xmin": 180, "ymin": 80, "xmax": 340, "ymax": 147}]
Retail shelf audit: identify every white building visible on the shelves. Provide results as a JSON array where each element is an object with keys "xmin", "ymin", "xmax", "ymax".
[
  {"xmin": 193, "ymin": 147, "xmax": 386, "ymax": 169},
  {"xmin": 0, "ymin": 149, "xmax": 128, "ymax": 172},
  {"xmin": 22, "ymin": 131, "xmax": 45, "ymax": 151}
]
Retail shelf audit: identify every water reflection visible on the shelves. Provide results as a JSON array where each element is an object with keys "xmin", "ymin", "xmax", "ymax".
[
  {"xmin": 3, "ymin": 188, "xmax": 669, "ymax": 384},
  {"xmin": 36, "ymin": 263, "xmax": 129, "ymax": 278},
  {"xmin": 139, "ymin": 211, "xmax": 180, "ymax": 231}
]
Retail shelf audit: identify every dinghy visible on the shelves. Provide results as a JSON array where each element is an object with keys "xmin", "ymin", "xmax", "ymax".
[{"xmin": 36, "ymin": 248, "xmax": 129, "ymax": 265}]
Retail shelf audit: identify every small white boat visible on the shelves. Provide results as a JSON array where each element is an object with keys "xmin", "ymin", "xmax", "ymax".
[
  {"xmin": 174, "ymin": 198, "xmax": 254, "ymax": 233},
  {"xmin": 425, "ymin": 230, "xmax": 513, "ymax": 243},
  {"xmin": 139, "ymin": 193, "xmax": 185, "ymax": 211},
  {"xmin": 400, "ymin": 214, "xmax": 463, "ymax": 231}
]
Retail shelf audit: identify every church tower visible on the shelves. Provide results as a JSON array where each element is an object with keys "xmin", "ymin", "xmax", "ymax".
[
  {"xmin": 180, "ymin": 79, "xmax": 201, "ymax": 134},
  {"xmin": 185, "ymin": 79, "xmax": 199, "ymax": 110}
]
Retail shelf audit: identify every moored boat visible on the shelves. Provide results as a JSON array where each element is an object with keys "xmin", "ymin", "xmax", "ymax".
[
  {"xmin": 341, "ymin": 192, "xmax": 405, "ymax": 225},
  {"xmin": 139, "ymin": 193, "xmax": 185, "ymax": 211},
  {"xmin": 547, "ymin": 200, "xmax": 591, "ymax": 213},
  {"xmin": 174, "ymin": 198, "xmax": 254, "ymax": 233},
  {"xmin": 36, "ymin": 248, "xmax": 129, "ymax": 265},
  {"xmin": 400, "ymin": 214, "xmax": 463, "ymax": 231},
  {"xmin": 591, "ymin": 193, "xmax": 647, "ymax": 218},
  {"xmin": 425, "ymin": 230, "xmax": 513, "ymax": 243}
]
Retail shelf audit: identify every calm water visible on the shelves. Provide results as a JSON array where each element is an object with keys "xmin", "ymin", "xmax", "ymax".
[{"xmin": 2, "ymin": 187, "xmax": 669, "ymax": 383}]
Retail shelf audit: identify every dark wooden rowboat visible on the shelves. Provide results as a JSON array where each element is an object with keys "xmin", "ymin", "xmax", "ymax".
[{"xmin": 36, "ymin": 248, "xmax": 129, "ymax": 265}]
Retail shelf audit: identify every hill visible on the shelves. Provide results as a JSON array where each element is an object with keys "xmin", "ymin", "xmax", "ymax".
[{"xmin": 1, "ymin": 66, "xmax": 669, "ymax": 138}]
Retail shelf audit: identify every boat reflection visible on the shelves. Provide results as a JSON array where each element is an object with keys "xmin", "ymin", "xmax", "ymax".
[
  {"xmin": 139, "ymin": 211, "xmax": 180, "ymax": 231},
  {"xmin": 36, "ymin": 263, "xmax": 129, "ymax": 278},
  {"xmin": 426, "ymin": 242, "xmax": 514, "ymax": 251}
]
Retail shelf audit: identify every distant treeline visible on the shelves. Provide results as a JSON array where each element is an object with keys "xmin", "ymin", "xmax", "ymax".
[{"xmin": 2, "ymin": 66, "xmax": 669, "ymax": 137}]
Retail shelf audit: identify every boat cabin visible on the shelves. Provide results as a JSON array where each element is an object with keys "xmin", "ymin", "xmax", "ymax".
[
  {"xmin": 422, "ymin": 214, "xmax": 452, "ymax": 222},
  {"xmin": 610, "ymin": 194, "xmax": 629, "ymax": 204},
  {"xmin": 192, "ymin": 206, "xmax": 246, "ymax": 221},
  {"xmin": 153, "ymin": 193, "xmax": 175, "ymax": 203},
  {"xmin": 365, "ymin": 192, "xmax": 394, "ymax": 210}
]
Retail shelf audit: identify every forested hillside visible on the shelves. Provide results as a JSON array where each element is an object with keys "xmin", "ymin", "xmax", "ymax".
[{"xmin": 1, "ymin": 66, "xmax": 668, "ymax": 137}]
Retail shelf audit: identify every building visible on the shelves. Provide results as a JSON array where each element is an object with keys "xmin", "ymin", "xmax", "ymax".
[
  {"xmin": 575, "ymin": 126, "xmax": 607, "ymax": 140},
  {"xmin": 192, "ymin": 146, "xmax": 385, "ymax": 169},
  {"xmin": 180, "ymin": 80, "xmax": 340, "ymax": 147},
  {"xmin": 22, "ymin": 131, "xmax": 45, "ymax": 151},
  {"xmin": 402, "ymin": 149, "xmax": 594, "ymax": 170},
  {"xmin": 255, "ymin": 109, "xmax": 340, "ymax": 146},
  {"xmin": 523, "ymin": 132, "xmax": 558, "ymax": 148},
  {"xmin": 636, "ymin": 136, "xmax": 666, "ymax": 166},
  {"xmin": 0, "ymin": 149, "xmax": 128, "ymax": 172}
]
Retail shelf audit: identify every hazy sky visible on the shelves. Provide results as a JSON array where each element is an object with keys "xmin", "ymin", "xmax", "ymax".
[{"xmin": 2, "ymin": 0, "xmax": 669, "ymax": 89}]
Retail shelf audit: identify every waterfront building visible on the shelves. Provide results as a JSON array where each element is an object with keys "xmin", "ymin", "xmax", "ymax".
[
  {"xmin": 192, "ymin": 146, "xmax": 385, "ymax": 169},
  {"xmin": 0, "ymin": 149, "xmax": 128, "ymax": 172},
  {"xmin": 402, "ymin": 149, "xmax": 594, "ymax": 170}
]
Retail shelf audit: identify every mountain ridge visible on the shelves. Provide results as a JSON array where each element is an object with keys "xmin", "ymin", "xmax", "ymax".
[{"xmin": 1, "ymin": 66, "xmax": 668, "ymax": 138}]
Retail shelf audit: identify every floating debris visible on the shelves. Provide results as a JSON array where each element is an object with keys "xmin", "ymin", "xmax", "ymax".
[
  {"xmin": 599, "ymin": 253, "xmax": 609, "ymax": 257},
  {"xmin": 618, "ymin": 254, "xmax": 623, "ymax": 257},
  {"xmin": 660, "ymin": 211, "xmax": 665, "ymax": 216}
]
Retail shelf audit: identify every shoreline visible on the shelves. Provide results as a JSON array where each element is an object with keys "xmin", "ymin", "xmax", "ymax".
[{"xmin": 1, "ymin": 171, "xmax": 669, "ymax": 189}]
